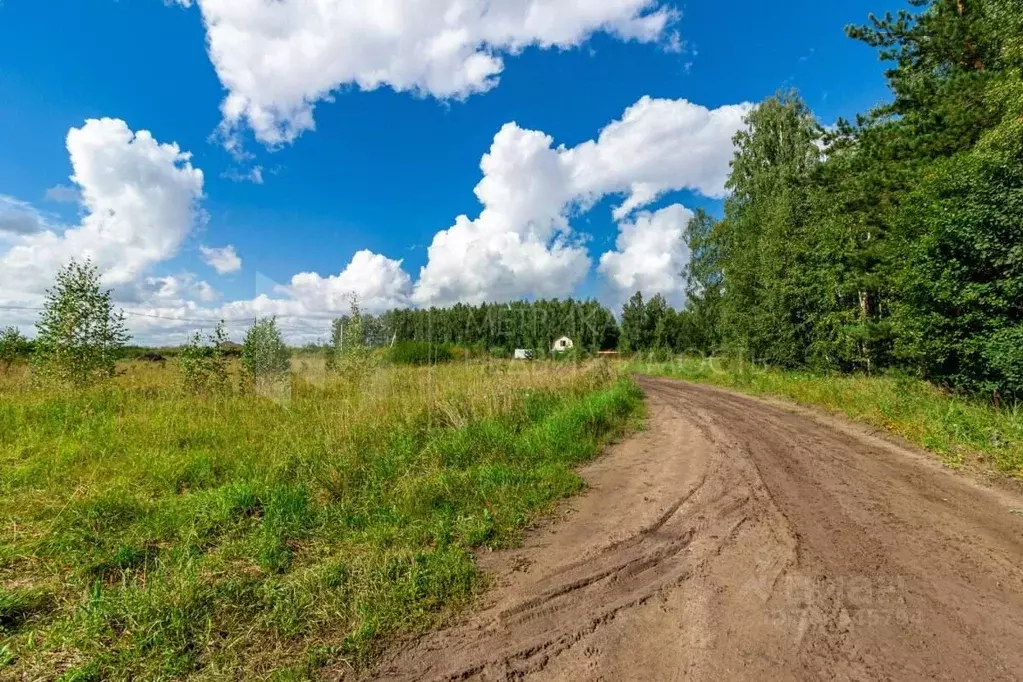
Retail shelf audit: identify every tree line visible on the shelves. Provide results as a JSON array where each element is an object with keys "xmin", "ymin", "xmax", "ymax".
[
  {"xmin": 342, "ymin": 300, "xmax": 621, "ymax": 354},
  {"xmin": 675, "ymin": 0, "xmax": 1023, "ymax": 400}
]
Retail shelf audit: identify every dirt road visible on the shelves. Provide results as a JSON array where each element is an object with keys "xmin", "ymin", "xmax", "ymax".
[{"xmin": 372, "ymin": 377, "xmax": 1023, "ymax": 681}]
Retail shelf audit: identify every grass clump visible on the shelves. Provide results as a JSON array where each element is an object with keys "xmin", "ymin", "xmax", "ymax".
[
  {"xmin": 0, "ymin": 359, "xmax": 639, "ymax": 680},
  {"xmin": 634, "ymin": 356, "xmax": 1023, "ymax": 477}
]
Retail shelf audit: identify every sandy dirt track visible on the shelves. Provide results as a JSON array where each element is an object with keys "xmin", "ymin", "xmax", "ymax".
[{"xmin": 370, "ymin": 377, "xmax": 1023, "ymax": 681}]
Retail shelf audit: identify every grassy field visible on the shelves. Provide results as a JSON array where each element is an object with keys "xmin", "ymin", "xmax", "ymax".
[
  {"xmin": 634, "ymin": 357, "xmax": 1023, "ymax": 478},
  {"xmin": 0, "ymin": 358, "xmax": 640, "ymax": 680}
]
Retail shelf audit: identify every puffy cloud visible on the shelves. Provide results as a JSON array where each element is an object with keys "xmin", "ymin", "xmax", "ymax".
[
  {"xmin": 199, "ymin": 244, "xmax": 243, "ymax": 274},
  {"xmin": 0, "ymin": 195, "xmax": 58, "ymax": 236},
  {"xmin": 565, "ymin": 96, "xmax": 751, "ymax": 212},
  {"xmin": 173, "ymin": 0, "xmax": 677, "ymax": 146},
  {"xmin": 2, "ymin": 92, "xmax": 747, "ymax": 343},
  {"xmin": 412, "ymin": 123, "xmax": 591, "ymax": 307},
  {"xmin": 285, "ymin": 249, "xmax": 413, "ymax": 313},
  {"xmin": 598, "ymin": 203, "xmax": 691, "ymax": 308},
  {"xmin": 0, "ymin": 119, "xmax": 205, "ymax": 303},
  {"xmin": 413, "ymin": 96, "xmax": 748, "ymax": 306}
]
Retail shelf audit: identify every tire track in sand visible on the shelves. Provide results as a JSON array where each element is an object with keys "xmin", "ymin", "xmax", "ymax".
[{"xmin": 368, "ymin": 377, "xmax": 1023, "ymax": 681}]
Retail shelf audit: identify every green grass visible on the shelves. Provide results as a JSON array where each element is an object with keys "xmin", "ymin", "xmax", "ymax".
[
  {"xmin": 0, "ymin": 360, "xmax": 640, "ymax": 680},
  {"xmin": 633, "ymin": 357, "xmax": 1023, "ymax": 478}
]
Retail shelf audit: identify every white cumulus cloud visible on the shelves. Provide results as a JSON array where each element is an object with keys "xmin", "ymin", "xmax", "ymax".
[
  {"xmin": 412, "ymin": 123, "xmax": 591, "ymax": 307},
  {"xmin": 0, "ymin": 119, "xmax": 205, "ymax": 303},
  {"xmin": 565, "ymin": 96, "xmax": 751, "ymax": 213},
  {"xmin": 122, "ymin": 273, "xmax": 220, "ymax": 305},
  {"xmin": 598, "ymin": 203, "xmax": 692, "ymax": 308},
  {"xmin": 413, "ymin": 96, "xmax": 748, "ymax": 307},
  {"xmin": 284, "ymin": 249, "xmax": 413, "ymax": 313},
  {"xmin": 173, "ymin": 0, "xmax": 678, "ymax": 146},
  {"xmin": 199, "ymin": 244, "xmax": 243, "ymax": 274}
]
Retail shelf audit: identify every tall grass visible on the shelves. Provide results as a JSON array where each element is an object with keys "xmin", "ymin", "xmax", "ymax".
[
  {"xmin": 634, "ymin": 356, "xmax": 1023, "ymax": 477},
  {"xmin": 0, "ymin": 359, "xmax": 640, "ymax": 680}
]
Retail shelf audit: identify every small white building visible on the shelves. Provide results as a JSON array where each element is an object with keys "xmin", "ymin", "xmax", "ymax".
[
  {"xmin": 551, "ymin": 336, "xmax": 574, "ymax": 353},
  {"xmin": 513, "ymin": 349, "xmax": 534, "ymax": 360}
]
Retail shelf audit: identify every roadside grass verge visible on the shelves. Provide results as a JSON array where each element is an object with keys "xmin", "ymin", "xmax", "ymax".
[
  {"xmin": 633, "ymin": 357, "xmax": 1023, "ymax": 478},
  {"xmin": 0, "ymin": 361, "xmax": 640, "ymax": 680}
]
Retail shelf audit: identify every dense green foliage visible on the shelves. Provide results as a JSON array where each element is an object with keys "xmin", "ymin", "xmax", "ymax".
[
  {"xmin": 31, "ymin": 260, "xmax": 130, "ymax": 386},
  {"xmin": 679, "ymin": 0, "xmax": 1023, "ymax": 400},
  {"xmin": 387, "ymin": 341, "xmax": 455, "ymax": 365}
]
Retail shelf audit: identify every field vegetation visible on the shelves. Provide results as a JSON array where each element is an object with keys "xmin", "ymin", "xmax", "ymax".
[{"xmin": 0, "ymin": 357, "xmax": 639, "ymax": 680}]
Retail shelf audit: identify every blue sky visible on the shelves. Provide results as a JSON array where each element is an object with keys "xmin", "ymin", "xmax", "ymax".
[{"xmin": 0, "ymin": 0, "xmax": 904, "ymax": 342}]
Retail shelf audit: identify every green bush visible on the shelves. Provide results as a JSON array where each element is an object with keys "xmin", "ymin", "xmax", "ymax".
[
  {"xmin": 179, "ymin": 322, "xmax": 231, "ymax": 395},
  {"xmin": 0, "ymin": 327, "xmax": 32, "ymax": 372},
  {"xmin": 242, "ymin": 317, "xmax": 291, "ymax": 381},
  {"xmin": 387, "ymin": 341, "xmax": 454, "ymax": 365}
]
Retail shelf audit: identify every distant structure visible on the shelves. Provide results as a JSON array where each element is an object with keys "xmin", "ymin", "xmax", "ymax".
[
  {"xmin": 513, "ymin": 349, "xmax": 534, "ymax": 360},
  {"xmin": 551, "ymin": 336, "xmax": 574, "ymax": 353}
]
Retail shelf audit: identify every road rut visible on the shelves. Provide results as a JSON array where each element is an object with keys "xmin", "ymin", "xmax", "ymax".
[{"xmin": 371, "ymin": 376, "xmax": 1023, "ymax": 681}]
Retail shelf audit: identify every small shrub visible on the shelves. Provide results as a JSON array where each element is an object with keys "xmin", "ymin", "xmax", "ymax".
[
  {"xmin": 552, "ymin": 346, "xmax": 589, "ymax": 363},
  {"xmin": 242, "ymin": 317, "xmax": 291, "ymax": 401},
  {"xmin": 0, "ymin": 327, "xmax": 31, "ymax": 373},
  {"xmin": 179, "ymin": 321, "xmax": 231, "ymax": 395},
  {"xmin": 328, "ymin": 298, "xmax": 376, "ymax": 378},
  {"xmin": 387, "ymin": 341, "xmax": 454, "ymax": 366},
  {"xmin": 242, "ymin": 317, "xmax": 290, "ymax": 378}
]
